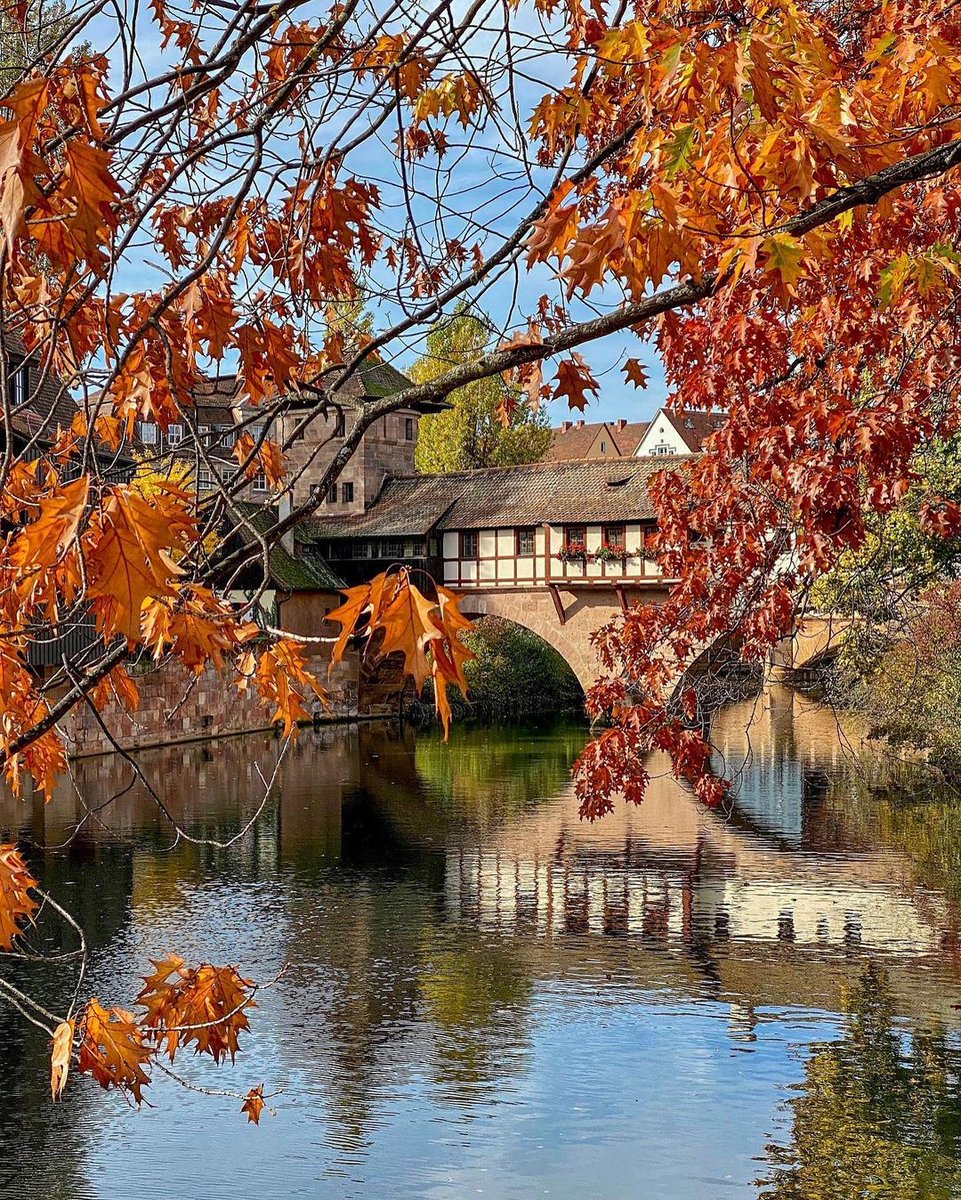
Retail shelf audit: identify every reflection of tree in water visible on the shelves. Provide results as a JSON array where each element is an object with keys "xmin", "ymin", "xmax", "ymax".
[
  {"xmin": 760, "ymin": 964, "xmax": 961, "ymax": 1199},
  {"xmin": 418, "ymin": 931, "xmax": 532, "ymax": 1096},
  {"xmin": 0, "ymin": 836, "xmax": 136, "ymax": 1200},
  {"xmin": 412, "ymin": 721, "xmax": 587, "ymax": 828}
]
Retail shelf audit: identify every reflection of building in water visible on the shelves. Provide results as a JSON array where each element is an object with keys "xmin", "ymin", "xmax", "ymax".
[
  {"xmin": 443, "ymin": 844, "xmax": 947, "ymax": 955},
  {"xmin": 711, "ymin": 686, "xmax": 853, "ymax": 846}
]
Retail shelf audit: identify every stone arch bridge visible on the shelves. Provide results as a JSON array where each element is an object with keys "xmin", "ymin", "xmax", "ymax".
[{"xmin": 310, "ymin": 457, "xmax": 849, "ymax": 707}]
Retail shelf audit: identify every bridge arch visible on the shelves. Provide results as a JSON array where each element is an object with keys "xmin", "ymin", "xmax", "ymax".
[{"xmin": 455, "ymin": 587, "xmax": 626, "ymax": 695}]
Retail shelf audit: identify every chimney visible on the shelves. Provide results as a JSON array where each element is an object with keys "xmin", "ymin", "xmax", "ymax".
[
  {"xmin": 560, "ymin": 420, "xmax": 571, "ymax": 432},
  {"xmin": 576, "ymin": 419, "xmax": 585, "ymax": 428},
  {"xmin": 617, "ymin": 419, "xmax": 628, "ymax": 431},
  {"xmin": 278, "ymin": 492, "xmax": 294, "ymax": 554}
]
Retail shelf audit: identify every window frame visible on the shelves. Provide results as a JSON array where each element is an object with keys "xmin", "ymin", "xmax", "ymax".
[
  {"xmin": 564, "ymin": 525, "xmax": 586, "ymax": 551},
  {"xmin": 8, "ymin": 357, "xmax": 28, "ymax": 408},
  {"xmin": 404, "ymin": 416, "xmax": 415, "ymax": 441},
  {"xmin": 515, "ymin": 527, "xmax": 536, "ymax": 557},
  {"xmin": 602, "ymin": 524, "xmax": 625, "ymax": 550},
  {"xmin": 342, "ymin": 481, "xmax": 354, "ymax": 504},
  {"xmin": 460, "ymin": 530, "xmax": 479, "ymax": 559}
]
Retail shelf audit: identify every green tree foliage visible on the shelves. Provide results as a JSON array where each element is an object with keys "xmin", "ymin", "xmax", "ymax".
[
  {"xmin": 410, "ymin": 616, "xmax": 582, "ymax": 727},
  {"xmin": 0, "ymin": 0, "xmax": 83, "ymax": 86},
  {"xmin": 760, "ymin": 966, "xmax": 961, "ymax": 1200},
  {"xmin": 814, "ymin": 436, "xmax": 961, "ymax": 624},
  {"xmin": 456, "ymin": 616, "xmax": 582, "ymax": 719},
  {"xmin": 815, "ymin": 437, "xmax": 961, "ymax": 762},
  {"xmin": 412, "ymin": 310, "xmax": 552, "ymax": 473}
]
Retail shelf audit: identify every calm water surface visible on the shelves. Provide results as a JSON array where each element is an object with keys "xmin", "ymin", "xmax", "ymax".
[{"xmin": 2, "ymin": 685, "xmax": 961, "ymax": 1199}]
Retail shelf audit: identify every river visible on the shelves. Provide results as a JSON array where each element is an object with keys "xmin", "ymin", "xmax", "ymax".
[{"xmin": 1, "ymin": 685, "xmax": 961, "ymax": 1199}]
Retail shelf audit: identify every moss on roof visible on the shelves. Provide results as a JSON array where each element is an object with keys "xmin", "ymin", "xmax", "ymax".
[{"xmin": 231, "ymin": 503, "xmax": 344, "ymax": 591}]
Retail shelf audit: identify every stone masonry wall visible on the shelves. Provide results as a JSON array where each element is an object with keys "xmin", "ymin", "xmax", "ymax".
[{"xmin": 59, "ymin": 655, "xmax": 362, "ymax": 758}]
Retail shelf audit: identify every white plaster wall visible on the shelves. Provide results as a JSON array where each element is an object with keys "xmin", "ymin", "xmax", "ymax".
[
  {"xmin": 516, "ymin": 559, "xmax": 534, "ymax": 580},
  {"xmin": 479, "ymin": 531, "xmax": 497, "ymax": 558},
  {"xmin": 443, "ymin": 531, "xmax": 458, "ymax": 557},
  {"xmin": 443, "ymin": 561, "xmax": 458, "ymax": 581},
  {"xmin": 496, "ymin": 529, "xmax": 513, "ymax": 555},
  {"xmin": 479, "ymin": 558, "xmax": 496, "ymax": 580},
  {"xmin": 625, "ymin": 523, "xmax": 642, "ymax": 553},
  {"xmin": 635, "ymin": 412, "xmax": 681, "ymax": 455}
]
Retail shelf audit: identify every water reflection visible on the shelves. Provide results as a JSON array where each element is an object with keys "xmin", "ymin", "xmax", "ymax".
[{"xmin": 0, "ymin": 693, "xmax": 959, "ymax": 1197}]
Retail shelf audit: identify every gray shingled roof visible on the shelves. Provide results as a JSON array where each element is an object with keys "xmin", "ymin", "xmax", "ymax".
[
  {"xmin": 310, "ymin": 456, "xmax": 691, "ymax": 539},
  {"xmin": 189, "ymin": 359, "xmax": 441, "ymax": 414}
]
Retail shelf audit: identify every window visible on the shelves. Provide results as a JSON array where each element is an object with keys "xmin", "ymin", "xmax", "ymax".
[
  {"xmin": 8, "ymin": 357, "xmax": 28, "ymax": 407},
  {"xmin": 342, "ymin": 481, "xmax": 354, "ymax": 503},
  {"xmin": 252, "ymin": 472, "xmax": 268, "ymax": 493},
  {"xmin": 141, "ymin": 422, "xmax": 158, "ymax": 445},
  {"xmin": 334, "ymin": 410, "xmax": 346, "ymax": 437},
  {"xmin": 168, "ymin": 424, "xmax": 183, "ymax": 445},
  {"xmin": 600, "ymin": 440, "xmax": 607, "ymax": 453},
  {"xmin": 651, "ymin": 443, "xmax": 674, "ymax": 456},
  {"xmin": 408, "ymin": 538, "xmax": 426, "ymax": 558},
  {"xmin": 197, "ymin": 464, "xmax": 217, "ymax": 490},
  {"xmin": 603, "ymin": 525, "xmax": 625, "ymax": 549},
  {"xmin": 405, "ymin": 417, "xmax": 415, "ymax": 441},
  {"xmin": 460, "ymin": 530, "xmax": 478, "ymax": 559},
  {"xmin": 386, "ymin": 538, "xmax": 404, "ymax": 559},
  {"xmin": 326, "ymin": 484, "xmax": 338, "ymax": 504},
  {"xmin": 564, "ymin": 525, "xmax": 586, "ymax": 550},
  {"xmin": 516, "ymin": 527, "xmax": 536, "ymax": 556}
]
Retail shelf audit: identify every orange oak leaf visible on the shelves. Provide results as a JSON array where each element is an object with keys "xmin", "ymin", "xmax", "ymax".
[
  {"xmin": 50, "ymin": 1019, "xmax": 75, "ymax": 1100},
  {"xmin": 327, "ymin": 571, "xmax": 472, "ymax": 737},
  {"xmin": 10, "ymin": 475, "xmax": 89, "ymax": 574},
  {"xmin": 622, "ymin": 358, "xmax": 649, "ymax": 389},
  {"xmin": 241, "ymin": 1084, "xmax": 267, "ymax": 1124},
  {"xmin": 552, "ymin": 354, "xmax": 599, "ymax": 411},
  {"xmin": 0, "ymin": 844, "xmax": 39, "ymax": 950},
  {"xmin": 85, "ymin": 488, "xmax": 188, "ymax": 642},
  {"xmin": 77, "ymin": 999, "xmax": 154, "ymax": 1103},
  {"xmin": 137, "ymin": 958, "xmax": 256, "ymax": 1063}
]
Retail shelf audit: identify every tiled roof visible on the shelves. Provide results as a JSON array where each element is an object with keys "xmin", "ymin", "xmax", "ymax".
[
  {"xmin": 310, "ymin": 456, "xmax": 692, "ymax": 539},
  {"xmin": 230, "ymin": 503, "xmax": 344, "ymax": 591},
  {"xmin": 547, "ymin": 421, "xmax": 606, "ymax": 460},
  {"xmin": 547, "ymin": 418, "xmax": 650, "ymax": 460},
  {"xmin": 610, "ymin": 421, "xmax": 650, "ymax": 454},
  {"xmin": 667, "ymin": 409, "xmax": 726, "ymax": 453}
]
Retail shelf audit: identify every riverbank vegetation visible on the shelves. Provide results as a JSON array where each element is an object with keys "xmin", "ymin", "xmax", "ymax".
[
  {"xmin": 411, "ymin": 617, "xmax": 583, "ymax": 724},
  {"xmin": 815, "ymin": 439, "xmax": 961, "ymax": 773}
]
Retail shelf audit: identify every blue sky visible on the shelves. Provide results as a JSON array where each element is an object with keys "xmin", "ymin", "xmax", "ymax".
[{"xmin": 80, "ymin": 0, "xmax": 673, "ymax": 426}]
